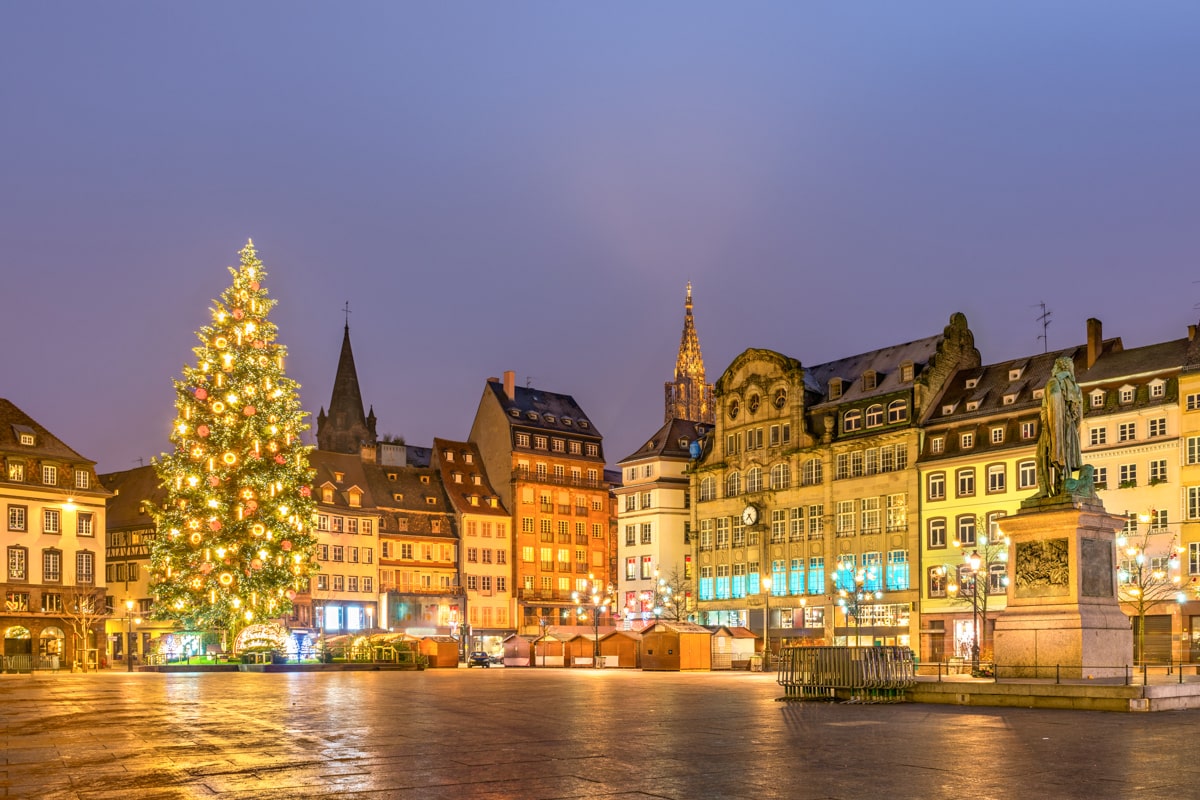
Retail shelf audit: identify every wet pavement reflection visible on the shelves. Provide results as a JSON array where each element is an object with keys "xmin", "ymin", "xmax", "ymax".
[{"xmin": 2, "ymin": 669, "xmax": 1199, "ymax": 799}]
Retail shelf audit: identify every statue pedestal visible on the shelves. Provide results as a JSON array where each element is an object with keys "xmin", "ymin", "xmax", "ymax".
[{"xmin": 993, "ymin": 498, "xmax": 1132, "ymax": 679}]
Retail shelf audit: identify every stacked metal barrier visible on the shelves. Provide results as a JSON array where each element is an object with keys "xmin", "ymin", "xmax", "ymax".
[{"xmin": 776, "ymin": 646, "xmax": 916, "ymax": 703}]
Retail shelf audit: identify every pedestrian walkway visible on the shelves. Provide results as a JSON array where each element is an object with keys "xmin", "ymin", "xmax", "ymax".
[{"xmin": 2, "ymin": 670, "xmax": 1199, "ymax": 798}]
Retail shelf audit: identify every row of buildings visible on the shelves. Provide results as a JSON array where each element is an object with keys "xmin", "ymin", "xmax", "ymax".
[{"xmin": 5, "ymin": 285, "xmax": 1200, "ymax": 667}]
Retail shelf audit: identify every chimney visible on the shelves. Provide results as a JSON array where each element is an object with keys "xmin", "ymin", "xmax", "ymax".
[
  {"xmin": 1086, "ymin": 318, "xmax": 1102, "ymax": 369},
  {"xmin": 1189, "ymin": 325, "xmax": 1197, "ymax": 342},
  {"xmin": 503, "ymin": 370, "xmax": 516, "ymax": 401}
]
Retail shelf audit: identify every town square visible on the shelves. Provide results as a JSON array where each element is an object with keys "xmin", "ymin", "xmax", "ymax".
[{"xmin": 5, "ymin": 3, "xmax": 1200, "ymax": 798}]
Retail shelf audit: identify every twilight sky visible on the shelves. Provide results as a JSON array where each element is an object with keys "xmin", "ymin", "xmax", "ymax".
[{"xmin": 3, "ymin": 3, "xmax": 1200, "ymax": 474}]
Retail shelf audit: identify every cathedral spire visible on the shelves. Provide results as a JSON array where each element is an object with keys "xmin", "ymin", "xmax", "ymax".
[
  {"xmin": 665, "ymin": 282, "xmax": 714, "ymax": 424},
  {"xmin": 316, "ymin": 319, "xmax": 378, "ymax": 454}
]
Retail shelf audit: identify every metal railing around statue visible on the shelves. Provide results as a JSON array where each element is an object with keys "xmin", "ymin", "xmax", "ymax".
[{"xmin": 776, "ymin": 646, "xmax": 916, "ymax": 703}]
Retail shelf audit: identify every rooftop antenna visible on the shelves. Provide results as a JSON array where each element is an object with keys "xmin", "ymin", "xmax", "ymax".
[
  {"xmin": 1033, "ymin": 302, "xmax": 1052, "ymax": 353},
  {"xmin": 525, "ymin": 376, "xmax": 536, "ymax": 388},
  {"xmin": 133, "ymin": 457, "xmax": 144, "ymax": 467}
]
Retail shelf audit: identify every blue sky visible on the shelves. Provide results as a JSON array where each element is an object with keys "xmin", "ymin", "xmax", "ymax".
[{"xmin": 3, "ymin": 3, "xmax": 1199, "ymax": 471}]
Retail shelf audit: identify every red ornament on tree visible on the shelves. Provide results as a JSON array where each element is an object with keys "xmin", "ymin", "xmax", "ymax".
[
  {"xmin": 299, "ymin": 486, "xmax": 311, "ymax": 497},
  {"xmin": 197, "ymin": 425, "xmax": 210, "ymax": 438},
  {"xmin": 208, "ymin": 475, "xmax": 220, "ymax": 487},
  {"xmin": 200, "ymin": 562, "xmax": 214, "ymax": 575},
  {"xmin": 274, "ymin": 454, "xmax": 286, "ymax": 464},
  {"xmin": 281, "ymin": 540, "xmax": 292, "ymax": 551},
  {"xmin": 243, "ymin": 405, "xmax": 256, "ymax": 416},
  {"xmin": 250, "ymin": 281, "xmax": 260, "ymax": 291},
  {"xmin": 195, "ymin": 387, "xmax": 209, "ymax": 400},
  {"xmin": 209, "ymin": 520, "xmax": 222, "ymax": 532},
  {"xmin": 233, "ymin": 309, "xmax": 245, "ymax": 320}
]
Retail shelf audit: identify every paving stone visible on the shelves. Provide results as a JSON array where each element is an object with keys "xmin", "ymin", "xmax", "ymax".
[{"xmin": 4, "ymin": 670, "xmax": 1200, "ymax": 798}]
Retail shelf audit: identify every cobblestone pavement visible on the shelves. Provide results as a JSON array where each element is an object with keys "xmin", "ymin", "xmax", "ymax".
[{"xmin": 3, "ymin": 668, "xmax": 1200, "ymax": 799}]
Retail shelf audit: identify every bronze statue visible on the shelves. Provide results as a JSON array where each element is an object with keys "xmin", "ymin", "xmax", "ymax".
[{"xmin": 1035, "ymin": 357, "xmax": 1089, "ymax": 498}]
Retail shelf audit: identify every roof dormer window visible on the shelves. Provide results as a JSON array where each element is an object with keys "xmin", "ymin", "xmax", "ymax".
[
  {"xmin": 509, "ymin": 408, "xmax": 520, "ymax": 417},
  {"xmin": 1003, "ymin": 393, "xmax": 1017, "ymax": 405},
  {"xmin": 19, "ymin": 434, "xmax": 34, "ymax": 446},
  {"xmin": 579, "ymin": 420, "xmax": 589, "ymax": 429},
  {"xmin": 966, "ymin": 400, "xmax": 980, "ymax": 412},
  {"xmin": 900, "ymin": 361, "xmax": 914, "ymax": 382},
  {"xmin": 829, "ymin": 378, "xmax": 843, "ymax": 400},
  {"xmin": 464, "ymin": 453, "xmax": 474, "ymax": 463},
  {"xmin": 420, "ymin": 475, "xmax": 430, "ymax": 484},
  {"xmin": 527, "ymin": 411, "xmax": 538, "ymax": 421},
  {"xmin": 942, "ymin": 402, "xmax": 957, "ymax": 416},
  {"xmin": 333, "ymin": 471, "xmax": 344, "ymax": 483},
  {"xmin": 1149, "ymin": 380, "xmax": 1165, "ymax": 398},
  {"xmin": 862, "ymin": 371, "xmax": 877, "ymax": 391},
  {"xmin": 1032, "ymin": 389, "xmax": 1044, "ymax": 400},
  {"xmin": 561, "ymin": 417, "xmax": 573, "ymax": 426},
  {"xmin": 965, "ymin": 377, "xmax": 979, "ymax": 390},
  {"xmin": 472, "ymin": 475, "xmax": 481, "ymax": 485},
  {"xmin": 453, "ymin": 472, "xmax": 462, "ymax": 484},
  {"xmin": 1090, "ymin": 390, "xmax": 1105, "ymax": 408},
  {"xmin": 1120, "ymin": 385, "xmax": 1135, "ymax": 404},
  {"xmin": 1008, "ymin": 363, "xmax": 1027, "ymax": 382},
  {"xmin": 545, "ymin": 414, "xmax": 556, "ymax": 424},
  {"xmin": 444, "ymin": 450, "xmax": 454, "ymax": 462}
]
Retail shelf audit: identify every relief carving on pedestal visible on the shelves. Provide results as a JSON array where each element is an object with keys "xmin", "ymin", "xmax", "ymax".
[{"xmin": 1014, "ymin": 537, "xmax": 1070, "ymax": 598}]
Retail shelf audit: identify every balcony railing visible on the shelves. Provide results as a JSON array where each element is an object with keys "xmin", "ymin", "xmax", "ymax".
[{"xmin": 514, "ymin": 469, "xmax": 608, "ymax": 490}]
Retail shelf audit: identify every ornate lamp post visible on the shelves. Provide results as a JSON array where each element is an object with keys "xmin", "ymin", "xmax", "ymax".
[
  {"xmin": 942, "ymin": 528, "xmax": 1010, "ymax": 674},
  {"xmin": 572, "ymin": 573, "xmax": 613, "ymax": 667},
  {"xmin": 760, "ymin": 577, "xmax": 772, "ymax": 671},
  {"xmin": 123, "ymin": 599, "xmax": 142, "ymax": 672}
]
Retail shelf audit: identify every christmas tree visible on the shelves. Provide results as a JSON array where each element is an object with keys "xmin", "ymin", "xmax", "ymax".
[{"xmin": 151, "ymin": 240, "xmax": 317, "ymax": 634}]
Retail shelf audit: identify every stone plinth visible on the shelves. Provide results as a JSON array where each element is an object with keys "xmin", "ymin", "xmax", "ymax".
[{"xmin": 993, "ymin": 498, "xmax": 1132, "ymax": 679}]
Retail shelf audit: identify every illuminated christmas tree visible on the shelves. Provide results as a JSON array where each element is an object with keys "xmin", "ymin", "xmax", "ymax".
[{"xmin": 151, "ymin": 240, "xmax": 317, "ymax": 634}]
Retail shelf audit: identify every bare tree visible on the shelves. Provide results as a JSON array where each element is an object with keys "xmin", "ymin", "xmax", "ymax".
[
  {"xmin": 60, "ymin": 586, "xmax": 110, "ymax": 672},
  {"xmin": 657, "ymin": 568, "xmax": 693, "ymax": 622}
]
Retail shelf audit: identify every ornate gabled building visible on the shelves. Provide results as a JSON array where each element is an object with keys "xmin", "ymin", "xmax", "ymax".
[
  {"xmin": 316, "ymin": 323, "xmax": 377, "ymax": 454},
  {"xmin": 664, "ymin": 282, "xmax": 715, "ymax": 425},
  {"xmin": 690, "ymin": 313, "xmax": 980, "ymax": 656},
  {"xmin": 1, "ymin": 399, "xmax": 111, "ymax": 670},
  {"xmin": 303, "ymin": 450, "xmax": 381, "ymax": 635},
  {"xmin": 469, "ymin": 371, "xmax": 613, "ymax": 633},
  {"xmin": 432, "ymin": 438, "xmax": 512, "ymax": 654}
]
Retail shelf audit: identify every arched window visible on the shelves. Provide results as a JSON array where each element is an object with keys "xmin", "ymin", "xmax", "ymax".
[
  {"xmin": 865, "ymin": 404, "xmax": 884, "ymax": 427},
  {"xmin": 726, "ymin": 471, "xmax": 741, "ymax": 497},
  {"xmin": 770, "ymin": 464, "xmax": 791, "ymax": 490},
  {"xmin": 888, "ymin": 400, "xmax": 908, "ymax": 423},
  {"xmin": 802, "ymin": 458, "xmax": 823, "ymax": 486},
  {"xmin": 843, "ymin": 410, "xmax": 863, "ymax": 432},
  {"xmin": 698, "ymin": 476, "xmax": 716, "ymax": 502},
  {"xmin": 746, "ymin": 467, "xmax": 763, "ymax": 493}
]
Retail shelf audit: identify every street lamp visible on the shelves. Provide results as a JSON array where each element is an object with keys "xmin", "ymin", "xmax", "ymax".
[
  {"xmin": 572, "ymin": 573, "xmax": 613, "ymax": 667},
  {"xmin": 940, "ymin": 527, "xmax": 1009, "ymax": 673},
  {"xmin": 1116, "ymin": 511, "xmax": 1186, "ymax": 663},
  {"xmin": 123, "ymin": 599, "xmax": 142, "ymax": 672},
  {"xmin": 760, "ymin": 577, "xmax": 772, "ymax": 671}
]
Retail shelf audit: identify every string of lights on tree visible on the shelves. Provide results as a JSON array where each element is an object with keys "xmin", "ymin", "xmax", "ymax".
[{"xmin": 150, "ymin": 240, "xmax": 317, "ymax": 632}]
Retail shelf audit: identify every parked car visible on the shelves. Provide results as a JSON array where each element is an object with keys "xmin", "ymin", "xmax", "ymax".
[
  {"xmin": 488, "ymin": 653, "xmax": 502, "ymax": 665},
  {"xmin": 467, "ymin": 651, "xmax": 491, "ymax": 668}
]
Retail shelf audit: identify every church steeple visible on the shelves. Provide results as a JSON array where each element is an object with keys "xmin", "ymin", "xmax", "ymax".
[
  {"xmin": 664, "ymin": 282, "xmax": 714, "ymax": 423},
  {"xmin": 316, "ymin": 321, "xmax": 378, "ymax": 454}
]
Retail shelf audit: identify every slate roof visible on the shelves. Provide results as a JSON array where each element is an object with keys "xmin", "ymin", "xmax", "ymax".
[
  {"xmin": 925, "ymin": 346, "xmax": 1083, "ymax": 425},
  {"xmin": 431, "ymin": 438, "xmax": 509, "ymax": 518},
  {"xmin": 0, "ymin": 398, "xmax": 91, "ymax": 462},
  {"xmin": 618, "ymin": 417, "xmax": 709, "ymax": 464},
  {"xmin": 805, "ymin": 334, "xmax": 940, "ymax": 407},
  {"xmin": 1079, "ymin": 337, "xmax": 1190, "ymax": 384},
  {"xmin": 99, "ymin": 465, "xmax": 164, "ymax": 528},
  {"xmin": 309, "ymin": 450, "xmax": 375, "ymax": 512},
  {"xmin": 485, "ymin": 381, "xmax": 602, "ymax": 438}
]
